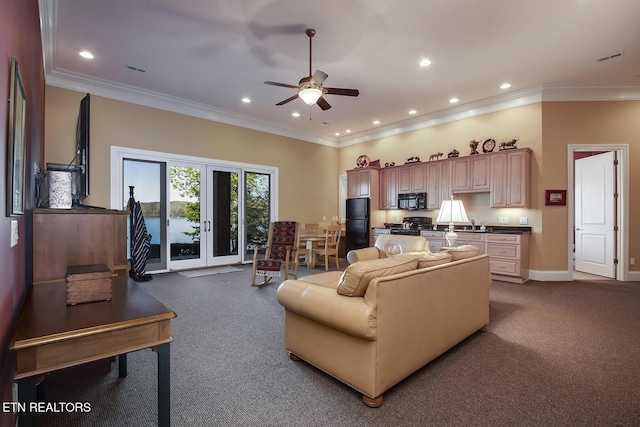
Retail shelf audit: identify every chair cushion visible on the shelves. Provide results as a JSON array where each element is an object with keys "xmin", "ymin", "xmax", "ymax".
[
  {"xmin": 337, "ymin": 254, "xmax": 418, "ymax": 297},
  {"xmin": 404, "ymin": 251, "xmax": 453, "ymax": 268},
  {"xmin": 256, "ymin": 259, "xmax": 282, "ymax": 271},
  {"xmin": 441, "ymin": 245, "xmax": 480, "ymax": 261}
]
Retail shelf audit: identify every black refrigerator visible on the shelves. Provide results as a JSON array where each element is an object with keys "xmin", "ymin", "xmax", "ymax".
[{"xmin": 345, "ymin": 198, "xmax": 370, "ymax": 254}]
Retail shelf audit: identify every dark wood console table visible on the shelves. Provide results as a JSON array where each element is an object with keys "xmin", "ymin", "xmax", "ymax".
[{"xmin": 9, "ymin": 276, "xmax": 176, "ymax": 426}]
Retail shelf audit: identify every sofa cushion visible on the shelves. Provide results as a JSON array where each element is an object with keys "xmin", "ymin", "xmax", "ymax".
[
  {"xmin": 374, "ymin": 234, "xmax": 429, "ymax": 258},
  {"xmin": 404, "ymin": 251, "xmax": 453, "ymax": 268},
  {"xmin": 299, "ymin": 271, "xmax": 344, "ymax": 289},
  {"xmin": 441, "ymin": 245, "xmax": 480, "ymax": 261},
  {"xmin": 337, "ymin": 254, "xmax": 418, "ymax": 297}
]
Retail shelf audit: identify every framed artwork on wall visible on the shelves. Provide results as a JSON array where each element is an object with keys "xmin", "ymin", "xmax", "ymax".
[
  {"xmin": 545, "ymin": 190, "xmax": 566, "ymax": 206},
  {"xmin": 7, "ymin": 57, "xmax": 27, "ymax": 216}
]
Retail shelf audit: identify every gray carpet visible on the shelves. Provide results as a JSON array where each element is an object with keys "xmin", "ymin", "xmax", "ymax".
[{"xmin": 36, "ymin": 262, "xmax": 640, "ymax": 426}]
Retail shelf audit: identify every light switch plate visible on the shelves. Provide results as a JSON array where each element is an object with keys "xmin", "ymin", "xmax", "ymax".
[
  {"xmin": 519, "ymin": 217, "xmax": 528, "ymax": 225},
  {"xmin": 10, "ymin": 220, "xmax": 18, "ymax": 247},
  {"xmin": 498, "ymin": 217, "xmax": 509, "ymax": 224}
]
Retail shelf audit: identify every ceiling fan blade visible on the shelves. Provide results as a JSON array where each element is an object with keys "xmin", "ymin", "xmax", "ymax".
[
  {"xmin": 276, "ymin": 94, "xmax": 299, "ymax": 106},
  {"xmin": 324, "ymin": 87, "xmax": 359, "ymax": 97},
  {"xmin": 316, "ymin": 96, "xmax": 331, "ymax": 110},
  {"xmin": 264, "ymin": 81, "xmax": 298, "ymax": 89},
  {"xmin": 312, "ymin": 70, "xmax": 328, "ymax": 85}
]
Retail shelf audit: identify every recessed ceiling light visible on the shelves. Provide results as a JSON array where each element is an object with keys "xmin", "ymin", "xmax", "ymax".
[
  {"xmin": 79, "ymin": 51, "xmax": 94, "ymax": 59},
  {"xmin": 335, "ymin": 132, "xmax": 340, "ymax": 136},
  {"xmin": 449, "ymin": 98, "xmax": 459, "ymax": 104},
  {"xmin": 241, "ymin": 97, "xmax": 251, "ymax": 103},
  {"xmin": 373, "ymin": 120, "xmax": 381, "ymax": 125},
  {"xmin": 346, "ymin": 129, "xmax": 351, "ymax": 133},
  {"xmin": 292, "ymin": 112, "xmax": 300, "ymax": 117},
  {"xmin": 419, "ymin": 59, "xmax": 432, "ymax": 67},
  {"xmin": 500, "ymin": 83, "xmax": 511, "ymax": 89},
  {"xmin": 408, "ymin": 109, "xmax": 417, "ymax": 115}
]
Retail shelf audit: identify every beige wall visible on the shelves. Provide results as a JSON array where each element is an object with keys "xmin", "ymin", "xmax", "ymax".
[
  {"xmin": 45, "ymin": 86, "xmax": 340, "ymax": 223},
  {"xmin": 541, "ymin": 101, "xmax": 640, "ymax": 272},
  {"xmin": 45, "ymin": 86, "xmax": 639, "ymax": 274},
  {"xmin": 338, "ymin": 101, "xmax": 640, "ymax": 274}
]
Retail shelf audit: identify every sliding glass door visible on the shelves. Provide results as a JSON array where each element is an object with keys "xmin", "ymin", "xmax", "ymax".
[
  {"xmin": 123, "ymin": 159, "xmax": 167, "ymax": 271},
  {"xmin": 168, "ymin": 163, "xmax": 206, "ymax": 270},
  {"xmin": 206, "ymin": 166, "xmax": 241, "ymax": 266},
  {"xmin": 114, "ymin": 147, "xmax": 277, "ymax": 272}
]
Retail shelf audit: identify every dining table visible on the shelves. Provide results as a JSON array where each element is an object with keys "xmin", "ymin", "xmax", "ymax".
[{"xmin": 299, "ymin": 233, "xmax": 327, "ymax": 269}]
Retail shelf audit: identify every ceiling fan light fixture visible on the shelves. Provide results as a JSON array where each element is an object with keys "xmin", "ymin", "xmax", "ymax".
[{"xmin": 299, "ymin": 87, "xmax": 323, "ymax": 105}]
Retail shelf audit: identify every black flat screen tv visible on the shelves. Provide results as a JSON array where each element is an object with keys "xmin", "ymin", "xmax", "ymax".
[{"xmin": 76, "ymin": 93, "xmax": 90, "ymax": 201}]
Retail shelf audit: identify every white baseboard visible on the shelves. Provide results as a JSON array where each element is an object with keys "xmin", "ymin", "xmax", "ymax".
[
  {"xmin": 529, "ymin": 270, "xmax": 571, "ymax": 282},
  {"xmin": 529, "ymin": 269, "xmax": 640, "ymax": 282}
]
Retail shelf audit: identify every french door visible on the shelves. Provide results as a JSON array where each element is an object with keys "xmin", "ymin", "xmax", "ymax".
[{"xmin": 116, "ymin": 147, "xmax": 276, "ymax": 272}]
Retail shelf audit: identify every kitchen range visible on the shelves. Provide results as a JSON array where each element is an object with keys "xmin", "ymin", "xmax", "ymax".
[{"xmin": 386, "ymin": 217, "xmax": 433, "ymax": 236}]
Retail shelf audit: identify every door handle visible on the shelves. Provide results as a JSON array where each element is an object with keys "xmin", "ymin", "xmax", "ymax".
[
  {"xmin": 575, "ymin": 227, "xmax": 581, "ymax": 231},
  {"xmin": 208, "ymin": 221, "xmax": 211, "ymax": 232}
]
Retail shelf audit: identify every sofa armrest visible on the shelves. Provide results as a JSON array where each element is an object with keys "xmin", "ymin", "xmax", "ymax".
[
  {"xmin": 346, "ymin": 247, "xmax": 381, "ymax": 264},
  {"xmin": 277, "ymin": 280, "xmax": 377, "ymax": 340}
]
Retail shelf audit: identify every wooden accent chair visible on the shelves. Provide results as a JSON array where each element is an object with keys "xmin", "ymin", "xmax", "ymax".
[
  {"xmin": 251, "ymin": 221, "xmax": 301, "ymax": 286},
  {"xmin": 312, "ymin": 224, "xmax": 342, "ymax": 271}
]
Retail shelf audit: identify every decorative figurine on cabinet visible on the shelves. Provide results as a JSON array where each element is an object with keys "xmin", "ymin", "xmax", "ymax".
[
  {"xmin": 469, "ymin": 139, "xmax": 480, "ymax": 155},
  {"xmin": 405, "ymin": 156, "xmax": 421, "ymax": 164},
  {"xmin": 384, "ymin": 161, "xmax": 396, "ymax": 167},
  {"xmin": 482, "ymin": 139, "xmax": 496, "ymax": 153},
  {"xmin": 429, "ymin": 152, "xmax": 443, "ymax": 161},
  {"xmin": 448, "ymin": 149, "xmax": 459, "ymax": 158},
  {"xmin": 499, "ymin": 139, "xmax": 518, "ymax": 150}
]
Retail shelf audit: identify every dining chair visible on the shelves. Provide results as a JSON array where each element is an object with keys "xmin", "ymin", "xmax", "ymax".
[
  {"xmin": 298, "ymin": 223, "xmax": 320, "ymax": 265},
  {"xmin": 312, "ymin": 224, "xmax": 342, "ymax": 271},
  {"xmin": 251, "ymin": 221, "xmax": 300, "ymax": 286}
]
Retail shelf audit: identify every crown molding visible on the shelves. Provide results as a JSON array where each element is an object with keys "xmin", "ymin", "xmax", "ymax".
[{"xmin": 39, "ymin": 2, "xmax": 640, "ymax": 149}]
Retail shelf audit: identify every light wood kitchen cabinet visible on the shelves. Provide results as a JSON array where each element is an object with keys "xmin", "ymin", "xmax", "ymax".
[
  {"xmin": 451, "ymin": 156, "xmax": 491, "ymax": 193},
  {"xmin": 485, "ymin": 233, "xmax": 530, "ymax": 283},
  {"xmin": 379, "ymin": 167, "xmax": 398, "ymax": 209},
  {"xmin": 33, "ymin": 208, "xmax": 130, "ymax": 284},
  {"xmin": 347, "ymin": 168, "xmax": 378, "ymax": 198},
  {"xmin": 398, "ymin": 163, "xmax": 427, "ymax": 194},
  {"xmin": 490, "ymin": 148, "xmax": 531, "ymax": 208},
  {"xmin": 455, "ymin": 232, "xmax": 486, "ymax": 254},
  {"xmin": 421, "ymin": 230, "xmax": 446, "ymax": 252},
  {"xmin": 426, "ymin": 161, "xmax": 452, "ymax": 209}
]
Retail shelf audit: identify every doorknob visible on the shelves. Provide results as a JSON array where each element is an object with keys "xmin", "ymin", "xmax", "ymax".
[{"xmin": 575, "ymin": 227, "xmax": 581, "ymax": 231}]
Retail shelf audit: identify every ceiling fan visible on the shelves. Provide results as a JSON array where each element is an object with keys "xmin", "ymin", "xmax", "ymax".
[{"xmin": 264, "ymin": 28, "xmax": 359, "ymax": 110}]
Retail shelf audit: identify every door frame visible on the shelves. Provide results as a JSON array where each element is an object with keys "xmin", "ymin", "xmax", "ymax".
[
  {"xmin": 111, "ymin": 146, "xmax": 279, "ymax": 271},
  {"xmin": 567, "ymin": 144, "xmax": 629, "ymax": 281}
]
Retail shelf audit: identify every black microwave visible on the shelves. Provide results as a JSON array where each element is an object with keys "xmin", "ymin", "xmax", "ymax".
[{"xmin": 398, "ymin": 193, "xmax": 427, "ymax": 210}]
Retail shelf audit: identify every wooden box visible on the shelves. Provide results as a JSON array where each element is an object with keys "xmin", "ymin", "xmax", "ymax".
[{"xmin": 66, "ymin": 264, "xmax": 113, "ymax": 305}]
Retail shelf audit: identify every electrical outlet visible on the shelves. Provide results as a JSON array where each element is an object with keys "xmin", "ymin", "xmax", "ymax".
[
  {"xmin": 631, "ymin": 258, "xmax": 636, "ymax": 266},
  {"xmin": 519, "ymin": 217, "xmax": 528, "ymax": 225},
  {"xmin": 10, "ymin": 220, "xmax": 18, "ymax": 247},
  {"xmin": 498, "ymin": 217, "xmax": 509, "ymax": 224}
]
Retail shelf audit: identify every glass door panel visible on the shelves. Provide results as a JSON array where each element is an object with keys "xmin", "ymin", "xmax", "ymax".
[
  {"xmin": 206, "ymin": 167, "xmax": 241, "ymax": 265},
  {"xmin": 123, "ymin": 159, "xmax": 167, "ymax": 271},
  {"xmin": 168, "ymin": 164, "xmax": 206, "ymax": 269},
  {"xmin": 244, "ymin": 172, "xmax": 271, "ymax": 262}
]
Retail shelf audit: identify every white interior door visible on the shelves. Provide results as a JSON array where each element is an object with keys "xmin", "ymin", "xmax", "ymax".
[{"xmin": 574, "ymin": 152, "xmax": 615, "ymax": 278}]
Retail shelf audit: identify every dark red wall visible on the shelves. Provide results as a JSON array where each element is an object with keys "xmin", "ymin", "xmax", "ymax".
[{"xmin": 0, "ymin": 0, "xmax": 45, "ymax": 425}]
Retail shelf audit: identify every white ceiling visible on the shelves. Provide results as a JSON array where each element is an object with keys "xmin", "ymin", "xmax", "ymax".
[{"xmin": 40, "ymin": 0, "xmax": 640, "ymax": 147}]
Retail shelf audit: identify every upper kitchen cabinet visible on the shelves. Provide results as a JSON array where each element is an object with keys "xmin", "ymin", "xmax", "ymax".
[
  {"xmin": 490, "ymin": 148, "xmax": 531, "ymax": 208},
  {"xmin": 426, "ymin": 161, "xmax": 452, "ymax": 210},
  {"xmin": 347, "ymin": 167, "xmax": 379, "ymax": 199},
  {"xmin": 398, "ymin": 163, "xmax": 427, "ymax": 194},
  {"xmin": 379, "ymin": 167, "xmax": 398, "ymax": 209},
  {"xmin": 451, "ymin": 155, "xmax": 491, "ymax": 193}
]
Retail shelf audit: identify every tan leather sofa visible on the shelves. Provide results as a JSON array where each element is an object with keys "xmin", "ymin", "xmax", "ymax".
[
  {"xmin": 346, "ymin": 234, "xmax": 431, "ymax": 264},
  {"xmin": 276, "ymin": 252, "xmax": 491, "ymax": 407}
]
